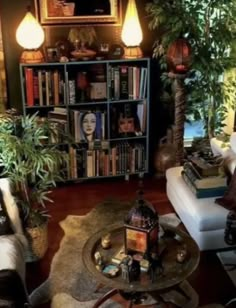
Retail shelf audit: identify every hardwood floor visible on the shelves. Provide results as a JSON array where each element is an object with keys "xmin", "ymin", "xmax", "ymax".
[{"xmin": 25, "ymin": 175, "xmax": 236, "ymax": 307}]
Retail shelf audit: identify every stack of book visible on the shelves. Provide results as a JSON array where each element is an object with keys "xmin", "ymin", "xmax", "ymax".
[{"xmin": 181, "ymin": 160, "xmax": 227, "ymax": 198}]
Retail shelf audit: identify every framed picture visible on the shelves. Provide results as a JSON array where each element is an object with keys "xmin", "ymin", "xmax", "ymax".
[
  {"xmin": 35, "ymin": 0, "xmax": 122, "ymax": 25},
  {"xmin": 44, "ymin": 46, "xmax": 59, "ymax": 62}
]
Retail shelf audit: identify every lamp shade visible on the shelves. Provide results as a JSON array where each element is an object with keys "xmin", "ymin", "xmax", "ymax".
[
  {"xmin": 166, "ymin": 38, "xmax": 192, "ymax": 74},
  {"xmin": 121, "ymin": 0, "xmax": 143, "ymax": 47},
  {"xmin": 16, "ymin": 11, "xmax": 45, "ymax": 50}
]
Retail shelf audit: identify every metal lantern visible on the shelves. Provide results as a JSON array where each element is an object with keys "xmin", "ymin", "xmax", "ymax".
[
  {"xmin": 166, "ymin": 38, "xmax": 192, "ymax": 74},
  {"xmin": 124, "ymin": 191, "xmax": 159, "ymax": 256}
]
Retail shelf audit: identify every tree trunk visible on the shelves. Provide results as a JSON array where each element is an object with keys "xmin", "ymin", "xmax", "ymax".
[{"xmin": 169, "ymin": 72, "xmax": 186, "ymax": 165}]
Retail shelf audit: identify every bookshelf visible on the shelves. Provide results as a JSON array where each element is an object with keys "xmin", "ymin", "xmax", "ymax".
[{"xmin": 19, "ymin": 58, "xmax": 150, "ymax": 181}]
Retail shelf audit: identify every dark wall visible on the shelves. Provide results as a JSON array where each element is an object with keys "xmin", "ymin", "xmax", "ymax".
[{"xmin": 0, "ymin": 0, "xmax": 165, "ymax": 172}]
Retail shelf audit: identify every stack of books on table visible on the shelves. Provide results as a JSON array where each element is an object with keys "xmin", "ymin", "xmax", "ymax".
[{"xmin": 181, "ymin": 161, "xmax": 227, "ymax": 198}]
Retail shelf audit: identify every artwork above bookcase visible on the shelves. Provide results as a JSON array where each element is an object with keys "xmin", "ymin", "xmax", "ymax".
[{"xmin": 19, "ymin": 58, "xmax": 150, "ymax": 181}]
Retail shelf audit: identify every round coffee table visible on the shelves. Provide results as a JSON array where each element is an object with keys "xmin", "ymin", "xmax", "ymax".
[{"xmin": 83, "ymin": 222, "xmax": 200, "ymax": 307}]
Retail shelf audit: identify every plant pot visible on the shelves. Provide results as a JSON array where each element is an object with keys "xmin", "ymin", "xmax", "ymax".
[{"xmin": 25, "ymin": 222, "xmax": 48, "ymax": 263}]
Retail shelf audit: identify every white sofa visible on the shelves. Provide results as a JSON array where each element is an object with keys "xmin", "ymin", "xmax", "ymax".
[{"xmin": 166, "ymin": 135, "xmax": 236, "ymax": 251}]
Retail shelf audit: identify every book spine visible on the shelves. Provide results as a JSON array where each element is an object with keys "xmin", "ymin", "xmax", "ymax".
[
  {"xmin": 183, "ymin": 162, "xmax": 201, "ymax": 182},
  {"xmin": 184, "ymin": 162, "xmax": 227, "ymax": 188},
  {"xmin": 181, "ymin": 170, "xmax": 227, "ymax": 198},
  {"xmin": 119, "ymin": 65, "xmax": 129, "ymax": 100},
  {"xmin": 25, "ymin": 68, "xmax": 34, "ymax": 107}
]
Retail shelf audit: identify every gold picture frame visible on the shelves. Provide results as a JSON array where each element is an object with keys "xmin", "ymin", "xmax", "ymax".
[{"xmin": 35, "ymin": 0, "xmax": 121, "ymax": 25}]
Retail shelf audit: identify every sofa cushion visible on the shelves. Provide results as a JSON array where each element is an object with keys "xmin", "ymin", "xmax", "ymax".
[{"xmin": 166, "ymin": 166, "xmax": 229, "ymax": 232}]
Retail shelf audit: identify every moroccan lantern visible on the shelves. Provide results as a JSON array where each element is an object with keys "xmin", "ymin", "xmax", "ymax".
[
  {"xmin": 124, "ymin": 191, "xmax": 159, "ymax": 256},
  {"xmin": 167, "ymin": 38, "xmax": 192, "ymax": 74}
]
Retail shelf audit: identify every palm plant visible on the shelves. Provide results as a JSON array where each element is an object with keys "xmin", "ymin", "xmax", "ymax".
[
  {"xmin": 0, "ymin": 110, "xmax": 68, "ymax": 228},
  {"xmin": 146, "ymin": 0, "xmax": 236, "ymax": 139}
]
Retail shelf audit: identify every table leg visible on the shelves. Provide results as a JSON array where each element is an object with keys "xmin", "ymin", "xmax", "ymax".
[
  {"xmin": 93, "ymin": 288, "xmax": 119, "ymax": 308},
  {"xmin": 159, "ymin": 280, "xmax": 199, "ymax": 308}
]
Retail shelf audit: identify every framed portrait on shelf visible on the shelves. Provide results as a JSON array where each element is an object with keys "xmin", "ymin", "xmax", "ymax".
[{"xmin": 35, "ymin": 0, "xmax": 122, "ymax": 25}]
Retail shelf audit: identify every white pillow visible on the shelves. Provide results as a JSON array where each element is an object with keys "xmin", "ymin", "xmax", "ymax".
[{"xmin": 230, "ymin": 132, "xmax": 236, "ymax": 153}]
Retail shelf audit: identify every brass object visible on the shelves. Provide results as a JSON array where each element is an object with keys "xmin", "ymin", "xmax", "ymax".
[
  {"xmin": 101, "ymin": 233, "xmax": 111, "ymax": 249},
  {"xmin": 83, "ymin": 223, "xmax": 200, "ymax": 292},
  {"xmin": 176, "ymin": 245, "xmax": 188, "ymax": 263}
]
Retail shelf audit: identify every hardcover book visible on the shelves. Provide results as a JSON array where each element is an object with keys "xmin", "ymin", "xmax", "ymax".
[
  {"xmin": 183, "ymin": 162, "xmax": 227, "ymax": 189},
  {"xmin": 189, "ymin": 156, "xmax": 222, "ymax": 177},
  {"xmin": 181, "ymin": 170, "xmax": 227, "ymax": 198}
]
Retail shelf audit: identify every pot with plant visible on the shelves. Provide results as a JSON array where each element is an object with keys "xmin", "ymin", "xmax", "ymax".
[
  {"xmin": 0, "ymin": 110, "xmax": 68, "ymax": 262},
  {"xmin": 68, "ymin": 26, "xmax": 97, "ymax": 59},
  {"xmin": 146, "ymin": 0, "xmax": 236, "ymax": 149}
]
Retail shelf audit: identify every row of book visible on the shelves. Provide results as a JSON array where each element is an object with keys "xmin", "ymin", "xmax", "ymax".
[
  {"xmin": 181, "ymin": 161, "xmax": 227, "ymax": 198},
  {"xmin": 24, "ymin": 65, "xmax": 148, "ymax": 107},
  {"xmin": 24, "ymin": 68, "xmax": 65, "ymax": 107},
  {"xmin": 109, "ymin": 65, "xmax": 148, "ymax": 101},
  {"xmin": 68, "ymin": 141, "xmax": 146, "ymax": 179}
]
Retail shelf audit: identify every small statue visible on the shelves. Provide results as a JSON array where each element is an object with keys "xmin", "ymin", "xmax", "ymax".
[
  {"xmin": 148, "ymin": 252, "xmax": 163, "ymax": 282},
  {"xmin": 120, "ymin": 255, "xmax": 133, "ymax": 282},
  {"xmin": 94, "ymin": 251, "xmax": 104, "ymax": 271},
  {"xmin": 101, "ymin": 233, "xmax": 111, "ymax": 249}
]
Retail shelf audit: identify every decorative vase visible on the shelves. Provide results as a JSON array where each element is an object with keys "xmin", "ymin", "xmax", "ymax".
[
  {"xmin": 25, "ymin": 222, "xmax": 48, "ymax": 262},
  {"xmin": 154, "ymin": 143, "xmax": 177, "ymax": 177}
]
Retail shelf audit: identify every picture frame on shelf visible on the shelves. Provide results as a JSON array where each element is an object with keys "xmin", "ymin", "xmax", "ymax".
[
  {"xmin": 45, "ymin": 46, "xmax": 59, "ymax": 62},
  {"xmin": 35, "ymin": 0, "xmax": 122, "ymax": 25}
]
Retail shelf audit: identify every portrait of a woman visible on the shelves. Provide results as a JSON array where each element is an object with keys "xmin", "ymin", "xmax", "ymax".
[
  {"xmin": 116, "ymin": 110, "xmax": 141, "ymax": 137},
  {"xmin": 80, "ymin": 111, "xmax": 97, "ymax": 142}
]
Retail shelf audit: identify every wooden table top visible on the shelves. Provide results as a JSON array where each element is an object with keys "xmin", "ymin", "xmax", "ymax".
[{"xmin": 82, "ymin": 222, "xmax": 200, "ymax": 293}]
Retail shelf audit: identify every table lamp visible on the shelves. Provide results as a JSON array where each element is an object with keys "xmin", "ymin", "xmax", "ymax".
[
  {"xmin": 124, "ymin": 190, "xmax": 159, "ymax": 256},
  {"xmin": 121, "ymin": 0, "xmax": 143, "ymax": 59},
  {"xmin": 16, "ymin": 6, "xmax": 45, "ymax": 63}
]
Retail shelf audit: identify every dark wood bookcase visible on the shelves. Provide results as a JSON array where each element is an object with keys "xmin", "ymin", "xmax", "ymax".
[{"xmin": 19, "ymin": 58, "xmax": 150, "ymax": 181}]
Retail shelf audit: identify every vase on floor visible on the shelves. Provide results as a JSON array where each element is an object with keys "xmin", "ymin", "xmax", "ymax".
[{"xmin": 25, "ymin": 222, "xmax": 48, "ymax": 262}]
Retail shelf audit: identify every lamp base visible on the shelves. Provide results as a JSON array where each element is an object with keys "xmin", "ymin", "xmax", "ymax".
[
  {"xmin": 20, "ymin": 50, "xmax": 45, "ymax": 63},
  {"xmin": 123, "ymin": 46, "xmax": 143, "ymax": 59}
]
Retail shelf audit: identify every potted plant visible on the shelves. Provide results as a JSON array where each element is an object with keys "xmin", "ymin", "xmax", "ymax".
[
  {"xmin": 146, "ymin": 0, "xmax": 236, "ymax": 140},
  {"xmin": 0, "ymin": 110, "xmax": 68, "ymax": 261},
  {"xmin": 68, "ymin": 26, "xmax": 97, "ymax": 59}
]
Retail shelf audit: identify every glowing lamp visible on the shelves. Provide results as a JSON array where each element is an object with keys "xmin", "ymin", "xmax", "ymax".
[
  {"xmin": 124, "ymin": 191, "xmax": 159, "ymax": 256},
  {"xmin": 167, "ymin": 38, "xmax": 192, "ymax": 74},
  {"xmin": 16, "ymin": 7, "xmax": 45, "ymax": 63},
  {"xmin": 121, "ymin": 0, "xmax": 143, "ymax": 59}
]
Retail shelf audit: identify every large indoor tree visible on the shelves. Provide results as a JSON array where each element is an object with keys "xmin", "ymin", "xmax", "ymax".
[{"xmin": 146, "ymin": 0, "xmax": 236, "ymax": 144}]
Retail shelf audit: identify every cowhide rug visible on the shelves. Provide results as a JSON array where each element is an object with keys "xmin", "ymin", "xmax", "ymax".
[
  {"xmin": 29, "ymin": 199, "xmax": 184, "ymax": 308},
  {"xmin": 29, "ymin": 199, "xmax": 135, "ymax": 307}
]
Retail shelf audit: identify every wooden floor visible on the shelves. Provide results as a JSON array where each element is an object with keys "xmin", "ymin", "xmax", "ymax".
[{"xmin": 25, "ymin": 175, "xmax": 236, "ymax": 307}]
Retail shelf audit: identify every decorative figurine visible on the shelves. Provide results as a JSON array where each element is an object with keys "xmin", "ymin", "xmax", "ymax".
[
  {"xmin": 101, "ymin": 233, "xmax": 111, "ymax": 249},
  {"xmin": 94, "ymin": 251, "xmax": 104, "ymax": 271},
  {"xmin": 176, "ymin": 245, "xmax": 188, "ymax": 263},
  {"xmin": 129, "ymin": 259, "xmax": 141, "ymax": 281},
  {"xmin": 120, "ymin": 255, "xmax": 133, "ymax": 282},
  {"xmin": 148, "ymin": 252, "xmax": 163, "ymax": 282}
]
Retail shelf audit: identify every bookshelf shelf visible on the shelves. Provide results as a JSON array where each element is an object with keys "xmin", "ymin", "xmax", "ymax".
[{"xmin": 20, "ymin": 58, "xmax": 150, "ymax": 181}]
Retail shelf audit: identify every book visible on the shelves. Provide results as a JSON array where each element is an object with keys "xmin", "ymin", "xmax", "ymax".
[
  {"xmin": 25, "ymin": 68, "xmax": 34, "ymax": 106},
  {"xmin": 111, "ymin": 246, "xmax": 127, "ymax": 265},
  {"xmin": 183, "ymin": 162, "xmax": 227, "ymax": 189},
  {"xmin": 189, "ymin": 156, "xmax": 222, "ymax": 177},
  {"xmin": 119, "ymin": 65, "xmax": 129, "ymax": 99},
  {"xmin": 181, "ymin": 170, "xmax": 227, "ymax": 198}
]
